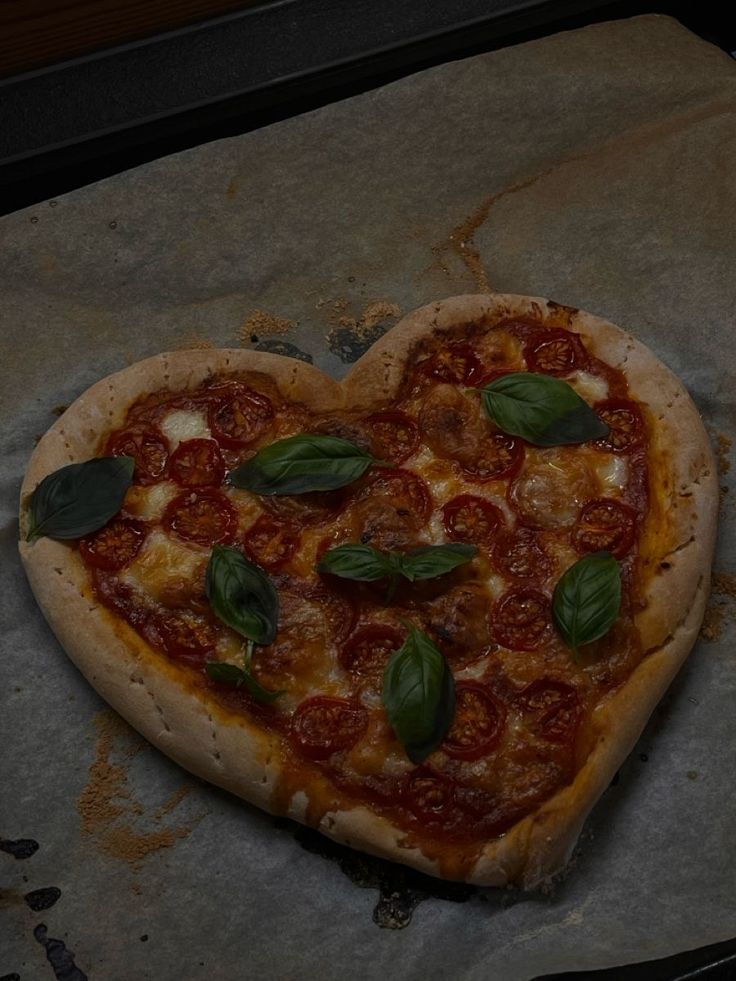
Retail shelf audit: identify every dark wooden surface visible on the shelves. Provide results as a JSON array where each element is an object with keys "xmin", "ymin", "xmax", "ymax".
[{"xmin": 0, "ymin": 0, "xmax": 263, "ymax": 78}]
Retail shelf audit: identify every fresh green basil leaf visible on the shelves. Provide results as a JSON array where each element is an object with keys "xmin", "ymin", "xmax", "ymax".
[
  {"xmin": 27, "ymin": 456, "xmax": 135, "ymax": 543},
  {"xmin": 553, "ymin": 551, "xmax": 621, "ymax": 659},
  {"xmin": 229, "ymin": 434, "xmax": 376, "ymax": 495},
  {"xmin": 205, "ymin": 545, "xmax": 279, "ymax": 645},
  {"xmin": 481, "ymin": 372, "xmax": 609, "ymax": 447},
  {"xmin": 382, "ymin": 626, "xmax": 456, "ymax": 763},
  {"xmin": 205, "ymin": 661, "xmax": 283, "ymax": 703},
  {"xmin": 318, "ymin": 544, "xmax": 393, "ymax": 581},
  {"xmin": 399, "ymin": 543, "xmax": 477, "ymax": 582}
]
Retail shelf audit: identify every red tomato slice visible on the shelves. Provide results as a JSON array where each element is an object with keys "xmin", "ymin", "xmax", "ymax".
[
  {"xmin": 208, "ymin": 387, "xmax": 274, "ymax": 448},
  {"xmin": 79, "ymin": 518, "xmax": 146, "ymax": 571},
  {"xmin": 525, "ymin": 329, "xmax": 588, "ymax": 375},
  {"xmin": 594, "ymin": 399, "xmax": 645, "ymax": 453},
  {"xmin": 492, "ymin": 530, "xmax": 552, "ymax": 582},
  {"xmin": 169, "ymin": 438, "xmax": 226, "ymax": 487},
  {"xmin": 351, "ymin": 468, "xmax": 432, "ymax": 521},
  {"xmin": 106, "ymin": 427, "xmax": 169, "ymax": 485},
  {"xmin": 339, "ymin": 625, "xmax": 405, "ymax": 678},
  {"xmin": 422, "ymin": 342, "xmax": 484, "ymax": 385},
  {"xmin": 364, "ymin": 411, "xmax": 420, "ymax": 465},
  {"xmin": 443, "ymin": 682, "xmax": 506, "ymax": 760},
  {"xmin": 242, "ymin": 514, "xmax": 301, "ymax": 570},
  {"xmin": 291, "ymin": 696, "xmax": 368, "ymax": 759},
  {"xmin": 163, "ymin": 490, "xmax": 238, "ymax": 546},
  {"xmin": 403, "ymin": 769, "xmax": 454, "ymax": 821},
  {"xmin": 442, "ymin": 494, "xmax": 504, "ymax": 545},
  {"xmin": 572, "ymin": 498, "xmax": 636, "ymax": 558},
  {"xmin": 153, "ymin": 610, "xmax": 220, "ymax": 666},
  {"xmin": 462, "ymin": 433, "xmax": 524, "ymax": 482},
  {"xmin": 515, "ymin": 678, "xmax": 582, "ymax": 744},
  {"xmin": 492, "ymin": 588, "xmax": 551, "ymax": 650}
]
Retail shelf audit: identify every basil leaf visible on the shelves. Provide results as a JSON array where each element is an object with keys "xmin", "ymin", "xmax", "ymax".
[
  {"xmin": 229, "ymin": 434, "xmax": 376, "ymax": 495},
  {"xmin": 205, "ymin": 661, "xmax": 283, "ymax": 703},
  {"xmin": 318, "ymin": 544, "xmax": 393, "ymax": 581},
  {"xmin": 553, "ymin": 551, "xmax": 621, "ymax": 659},
  {"xmin": 382, "ymin": 626, "xmax": 456, "ymax": 763},
  {"xmin": 205, "ymin": 545, "xmax": 279, "ymax": 645},
  {"xmin": 399, "ymin": 543, "xmax": 477, "ymax": 582},
  {"xmin": 27, "ymin": 456, "xmax": 135, "ymax": 543},
  {"xmin": 481, "ymin": 372, "xmax": 609, "ymax": 447}
]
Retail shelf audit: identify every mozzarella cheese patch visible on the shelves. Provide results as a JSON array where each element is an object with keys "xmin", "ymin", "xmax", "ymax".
[
  {"xmin": 160, "ymin": 409, "xmax": 211, "ymax": 448},
  {"xmin": 124, "ymin": 481, "xmax": 178, "ymax": 522},
  {"xmin": 122, "ymin": 530, "xmax": 206, "ymax": 604},
  {"xmin": 594, "ymin": 454, "xmax": 628, "ymax": 496},
  {"xmin": 568, "ymin": 370, "xmax": 609, "ymax": 404}
]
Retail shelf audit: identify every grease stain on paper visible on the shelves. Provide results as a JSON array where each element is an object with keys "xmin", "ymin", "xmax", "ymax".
[
  {"xmin": 76, "ymin": 711, "xmax": 199, "ymax": 871},
  {"xmin": 254, "ymin": 339, "xmax": 313, "ymax": 363},
  {"xmin": 290, "ymin": 824, "xmax": 474, "ymax": 929},
  {"xmin": 0, "ymin": 838, "xmax": 39, "ymax": 860},
  {"xmin": 326, "ymin": 299, "xmax": 402, "ymax": 363},
  {"xmin": 24, "ymin": 887, "xmax": 61, "ymax": 911},
  {"xmin": 33, "ymin": 924, "xmax": 88, "ymax": 981}
]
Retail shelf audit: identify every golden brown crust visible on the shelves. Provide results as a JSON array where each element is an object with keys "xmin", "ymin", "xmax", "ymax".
[{"xmin": 18, "ymin": 296, "xmax": 718, "ymax": 888}]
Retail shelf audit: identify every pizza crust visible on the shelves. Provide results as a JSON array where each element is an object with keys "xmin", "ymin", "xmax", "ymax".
[{"xmin": 19, "ymin": 295, "xmax": 718, "ymax": 888}]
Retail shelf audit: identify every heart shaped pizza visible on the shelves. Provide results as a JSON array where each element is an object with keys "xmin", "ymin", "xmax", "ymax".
[{"xmin": 19, "ymin": 294, "xmax": 717, "ymax": 887}]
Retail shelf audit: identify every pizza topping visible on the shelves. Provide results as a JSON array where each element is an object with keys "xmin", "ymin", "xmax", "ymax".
[
  {"xmin": 364, "ymin": 411, "xmax": 420, "ymax": 465},
  {"xmin": 159, "ymin": 410, "xmax": 211, "ymax": 449},
  {"xmin": 425, "ymin": 584, "xmax": 493, "ymax": 658},
  {"xmin": 107, "ymin": 428, "xmax": 169, "ymax": 485},
  {"xmin": 79, "ymin": 517, "xmax": 146, "ymax": 570},
  {"xmin": 492, "ymin": 588, "xmax": 551, "ymax": 650},
  {"xmin": 27, "ymin": 456, "xmax": 135, "ymax": 543},
  {"xmin": 525, "ymin": 329, "xmax": 588, "ymax": 376},
  {"xmin": 493, "ymin": 530, "xmax": 552, "ymax": 582},
  {"xmin": 152, "ymin": 609, "xmax": 219, "ymax": 665},
  {"xmin": 163, "ymin": 490, "xmax": 238, "ymax": 546},
  {"xmin": 350, "ymin": 467, "xmax": 432, "ymax": 522},
  {"xmin": 421, "ymin": 341, "xmax": 484, "ymax": 385},
  {"xmin": 442, "ymin": 682, "xmax": 505, "ymax": 760},
  {"xmin": 515, "ymin": 679, "xmax": 582, "ymax": 744},
  {"xmin": 480, "ymin": 373, "xmax": 609, "ymax": 447},
  {"xmin": 229, "ymin": 434, "xmax": 377, "ymax": 495},
  {"xmin": 340, "ymin": 624, "xmax": 405, "ymax": 682},
  {"xmin": 382, "ymin": 625, "xmax": 455, "ymax": 763},
  {"xmin": 443, "ymin": 494, "xmax": 504, "ymax": 545},
  {"xmin": 510, "ymin": 451, "xmax": 597, "ymax": 530},
  {"xmin": 572, "ymin": 498, "xmax": 636, "ymax": 558},
  {"xmin": 205, "ymin": 545, "xmax": 279, "ymax": 646},
  {"xmin": 593, "ymin": 399, "xmax": 645, "ymax": 454},
  {"xmin": 403, "ymin": 769, "xmax": 453, "ymax": 820},
  {"xmin": 242, "ymin": 514, "xmax": 301, "ymax": 570},
  {"xmin": 207, "ymin": 387, "xmax": 274, "ymax": 448},
  {"xmin": 418, "ymin": 384, "xmax": 484, "ymax": 462},
  {"xmin": 463, "ymin": 433, "xmax": 524, "ymax": 482},
  {"xmin": 291, "ymin": 696, "xmax": 368, "ymax": 759},
  {"xmin": 553, "ymin": 552, "xmax": 621, "ymax": 659},
  {"xmin": 169, "ymin": 439, "xmax": 226, "ymax": 488}
]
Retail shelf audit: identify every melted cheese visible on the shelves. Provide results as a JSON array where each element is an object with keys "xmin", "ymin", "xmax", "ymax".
[
  {"xmin": 122, "ymin": 530, "xmax": 206, "ymax": 604},
  {"xmin": 124, "ymin": 481, "xmax": 178, "ymax": 521},
  {"xmin": 594, "ymin": 454, "xmax": 628, "ymax": 496},
  {"xmin": 160, "ymin": 409, "xmax": 211, "ymax": 448},
  {"xmin": 568, "ymin": 370, "xmax": 609, "ymax": 404}
]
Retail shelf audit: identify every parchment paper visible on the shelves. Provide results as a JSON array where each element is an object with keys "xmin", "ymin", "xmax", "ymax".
[{"xmin": 2, "ymin": 15, "xmax": 735, "ymax": 980}]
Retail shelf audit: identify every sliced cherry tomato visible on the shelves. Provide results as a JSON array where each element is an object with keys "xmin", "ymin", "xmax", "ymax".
[
  {"xmin": 339, "ymin": 625, "xmax": 404, "ymax": 678},
  {"xmin": 572, "ymin": 498, "xmax": 636, "ymax": 558},
  {"xmin": 422, "ymin": 342, "xmax": 483, "ymax": 385},
  {"xmin": 443, "ymin": 494, "xmax": 503, "ymax": 545},
  {"xmin": 594, "ymin": 399, "xmax": 645, "ymax": 453},
  {"xmin": 463, "ymin": 433, "xmax": 524, "ymax": 482},
  {"xmin": 365, "ymin": 411, "xmax": 420, "ymax": 465},
  {"xmin": 106, "ymin": 427, "xmax": 169, "ymax": 485},
  {"xmin": 169, "ymin": 438, "xmax": 226, "ymax": 487},
  {"xmin": 79, "ymin": 518, "xmax": 146, "ymax": 571},
  {"xmin": 403, "ymin": 769, "xmax": 453, "ymax": 821},
  {"xmin": 163, "ymin": 489, "xmax": 237, "ymax": 546},
  {"xmin": 291, "ymin": 696, "xmax": 368, "ymax": 759},
  {"xmin": 153, "ymin": 609, "xmax": 220, "ymax": 665},
  {"xmin": 492, "ymin": 588, "xmax": 551, "ymax": 651},
  {"xmin": 443, "ymin": 682, "xmax": 505, "ymax": 760},
  {"xmin": 208, "ymin": 387, "xmax": 274, "ymax": 448},
  {"xmin": 516, "ymin": 679, "xmax": 582, "ymax": 744},
  {"xmin": 351, "ymin": 468, "xmax": 432, "ymax": 521},
  {"xmin": 525, "ymin": 328, "xmax": 588, "ymax": 375},
  {"xmin": 242, "ymin": 514, "xmax": 301, "ymax": 570},
  {"xmin": 492, "ymin": 530, "xmax": 552, "ymax": 581}
]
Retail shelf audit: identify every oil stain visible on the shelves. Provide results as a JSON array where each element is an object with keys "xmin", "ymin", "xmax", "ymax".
[
  {"xmin": 290, "ymin": 824, "xmax": 475, "ymax": 929},
  {"xmin": 0, "ymin": 838, "xmax": 39, "ymax": 860},
  {"xmin": 25, "ymin": 887, "xmax": 62, "ymax": 912},
  {"xmin": 326, "ymin": 300, "xmax": 402, "ymax": 364},
  {"xmin": 33, "ymin": 924, "xmax": 88, "ymax": 981},
  {"xmin": 0, "ymin": 973, "xmax": 21, "ymax": 981},
  {"xmin": 254, "ymin": 339, "xmax": 313, "ymax": 363}
]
